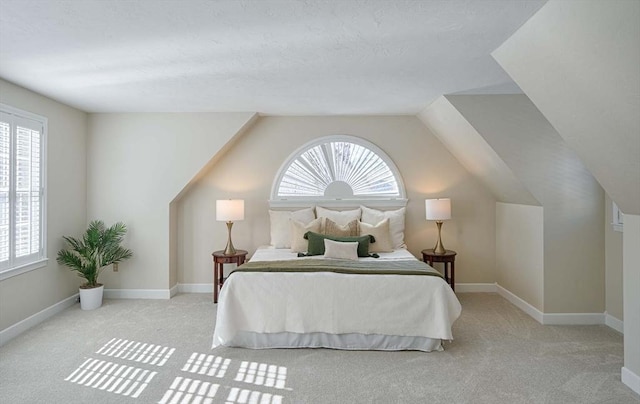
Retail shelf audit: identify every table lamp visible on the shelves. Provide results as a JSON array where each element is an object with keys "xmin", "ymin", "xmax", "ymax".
[
  {"xmin": 425, "ymin": 198, "xmax": 451, "ymax": 255},
  {"xmin": 216, "ymin": 199, "xmax": 244, "ymax": 255}
]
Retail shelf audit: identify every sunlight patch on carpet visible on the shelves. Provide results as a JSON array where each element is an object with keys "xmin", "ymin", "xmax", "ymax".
[
  {"xmin": 226, "ymin": 387, "xmax": 283, "ymax": 404},
  {"xmin": 235, "ymin": 361, "xmax": 288, "ymax": 390},
  {"xmin": 64, "ymin": 358, "xmax": 157, "ymax": 398},
  {"xmin": 158, "ymin": 376, "xmax": 220, "ymax": 404},
  {"xmin": 96, "ymin": 337, "xmax": 175, "ymax": 366},
  {"xmin": 182, "ymin": 353, "xmax": 231, "ymax": 378}
]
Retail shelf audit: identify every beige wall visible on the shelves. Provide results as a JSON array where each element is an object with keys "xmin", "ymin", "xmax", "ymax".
[
  {"xmin": 177, "ymin": 115, "xmax": 497, "ymax": 285},
  {"xmin": 0, "ymin": 79, "xmax": 87, "ymax": 331},
  {"xmin": 87, "ymin": 112, "xmax": 257, "ymax": 293},
  {"xmin": 623, "ymin": 214, "xmax": 640, "ymax": 389},
  {"xmin": 605, "ymin": 194, "xmax": 623, "ymax": 321},
  {"xmin": 496, "ymin": 202, "xmax": 544, "ymax": 311}
]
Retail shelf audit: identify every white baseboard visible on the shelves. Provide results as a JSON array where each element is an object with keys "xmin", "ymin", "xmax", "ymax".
[
  {"xmin": 455, "ymin": 283, "xmax": 497, "ymax": 293},
  {"xmin": 605, "ymin": 313, "xmax": 624, "ymax": 334},
  {"xmin": 622, "ymin": 367, "xmax": 640, "ymax": 396},
  {"xmin": 496, "ymin": 283, "xmax": 544, "ymax": 324},
  {"xmin": 103, "ymin": 288, "xmax": 171, "ymax": 299},
  {"xmin": 177, "ymin": 283, "xmax": 213, "ymax": 293},
  {"xmin": 170, "ymin": 284, "xmax": 179, "ymax": 298},
  {"xmin": 0, "ymin": 293, "xmax": 78, "ymax": 347},
  {"xmin": 542, "ymin": 312, "xmax": 604, "ymax": 325},
  {"xmin": 496, "ymin": 284, "xmax": 617, "ymax": 328}
]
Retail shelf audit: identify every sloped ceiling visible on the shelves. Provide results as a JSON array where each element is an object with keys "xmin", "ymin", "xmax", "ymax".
[
  {"xmin": 418, "ymin": 96, "xmax": 539, "ymax": 206},
  {"xmin": 492, "ymin": 0, "xmax": 640, "ymax": 215},
  {"xmin": 445, "ymin": 94, "xmax": 602, "ymax": 210},
  {"xmin": 0, "ymin": 0, "xmax": 546, "ymax": 114}
]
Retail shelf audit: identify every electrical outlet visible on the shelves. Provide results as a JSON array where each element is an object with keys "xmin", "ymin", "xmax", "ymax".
[{"xmin": 113, "ymin": 262, "xmax": 119, "ymax": 272}]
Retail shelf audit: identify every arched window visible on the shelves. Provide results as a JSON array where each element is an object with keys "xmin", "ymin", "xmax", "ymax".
[{"xmin": 270, "ymin": 135, "xmax": 406, "ymax": 208}]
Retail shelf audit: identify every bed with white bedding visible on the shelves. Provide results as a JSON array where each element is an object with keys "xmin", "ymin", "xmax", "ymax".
[{"xmin": 212, "ymin": 246, "xmax": 462, "ymax": 352}]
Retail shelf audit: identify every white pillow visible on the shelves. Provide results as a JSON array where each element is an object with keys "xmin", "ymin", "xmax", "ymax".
[
  {"xmin": 359, "ymin": 218, "xmax": 394, "ymax": 253},
  {"xmin": 269, "ymin": 207, "xmax": 315, "ymax": 248},
  {"xmin": 290, "ymin": 217, "xmax": 322, "ymax": 253},
  {"xmin": 323, "ymin": 239, "xmax": 359, "ymax": 261},
  {"xmin": 316, "ymin": 206, "xmax": 362, "ymax": 226},
  {"xmin": 360, "ymin": 205, "xmax": 406, "ymax": 249}
]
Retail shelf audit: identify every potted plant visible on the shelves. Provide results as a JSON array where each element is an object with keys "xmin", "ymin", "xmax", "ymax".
[{"xmin": 57, "ymin": 220, "xmax": 133, "ymax": 310}]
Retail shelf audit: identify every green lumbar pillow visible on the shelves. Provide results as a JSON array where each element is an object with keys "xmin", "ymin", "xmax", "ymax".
[{"xmin": 304, "ymin": 231, "xmax": 375, "ymax": 257}]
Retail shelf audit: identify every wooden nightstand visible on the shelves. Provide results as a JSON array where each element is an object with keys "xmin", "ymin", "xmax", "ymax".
[
  {"xmin": 212, "ymin": 250, "xmax": 247, "ymax": 303},
  {"xmin": 422, "ymin": 249, "xmax": 457, "ymax": 291}
]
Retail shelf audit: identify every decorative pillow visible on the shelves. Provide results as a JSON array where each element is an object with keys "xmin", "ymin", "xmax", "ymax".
[
  {"xmin": 305, "ymin": 231, "xmax": 373, "ymax": 257},
  {"xmin": 360, "ymin": 205, "xmax": 406, "ymax": 249},
  {"xmin": 359, "ymin": 218, "xmax": 394, "ymax": 253},
  {"xmin": 269, "ymin": 207, "xmax": 315, "ymax": 248},
  {"xmin": 323, "ymin": 239, "xmax": 359, "ymax": 261},
  {"xmin": 324, "ymin": 218, "xmax": 359, "ymax": 237},
  {"xmin": 290, "ymin": 217, "xmax": 322, "ymax": 252},
  {"xmin": 316, "ymin": 206, "xmax": 362, "ymax": 226}
]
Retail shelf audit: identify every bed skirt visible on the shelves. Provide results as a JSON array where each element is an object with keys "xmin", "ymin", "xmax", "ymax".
[{"xmin": 216, "ymin": 331, "xmax": 444, "ymax": 352}]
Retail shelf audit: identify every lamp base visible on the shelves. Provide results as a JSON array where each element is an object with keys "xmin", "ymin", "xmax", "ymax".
[
  {"xmin": 223, "ymin": 221, "xmax": 237, "ymax": 255},
  {"xmin": 433, "ymin": 221, "xmax": 446, "ymax": 254}
]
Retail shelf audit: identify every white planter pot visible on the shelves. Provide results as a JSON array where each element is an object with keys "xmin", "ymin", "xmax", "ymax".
[{"xmin": 79, "ymin": 284, "xmax": 104, "ymax": 310}]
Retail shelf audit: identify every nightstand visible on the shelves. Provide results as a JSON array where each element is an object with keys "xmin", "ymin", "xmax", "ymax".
[
  {"xmin": 212, "ymin": 250, "xmax": 248, "ymax": 303},
  {"xmin": 422, "ymin": 249, "xmax": 457, "ymax": 291}
]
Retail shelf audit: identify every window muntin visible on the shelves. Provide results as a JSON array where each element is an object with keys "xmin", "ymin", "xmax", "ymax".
[
  {"xmin": 272, "ymin": 135, "xmax": 405, "ymax": 205},
  {"xmin": 0, "ymin": 105, "xmax": 46, "ymax": 278}
]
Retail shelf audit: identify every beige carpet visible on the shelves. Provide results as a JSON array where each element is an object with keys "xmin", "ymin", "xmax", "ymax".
[{"xmin": 0, "ymin": 293, "xmax": 638, "ymax": 404}]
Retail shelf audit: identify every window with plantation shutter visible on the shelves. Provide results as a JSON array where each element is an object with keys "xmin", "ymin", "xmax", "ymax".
[
  {"xmin": 270, "ymin": 135, "xmax": 406, "ymax": 208},
  {"xmin": 0, "ymin": 104, "xmax": 47, "ymax": 280}
]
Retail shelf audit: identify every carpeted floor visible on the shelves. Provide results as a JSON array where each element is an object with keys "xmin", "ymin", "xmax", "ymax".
[{"xmin": 0, "ymin": 293, "xmax": 638, "ymax": 404}]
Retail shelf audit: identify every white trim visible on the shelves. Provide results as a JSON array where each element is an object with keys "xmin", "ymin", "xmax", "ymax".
[
  {"xmin": 622, "ymin": 367, "xmax": 640, "ymax": 395},
  {"xmin": 454, "ymin": 283, "xmax": 497, "ymax": 293},
  {"xmin": 496, "ymin": 283, "xmax": 544, "ymax": 324},
  {"xmin": 605, "ymin": 312, "xmax": 624, "ymax": 334},
  {"xmin": 0, "ymin": 293, "xmax": 78, "ymax": 346},
  {"xmin": 542, "ymin": 312, "xmax": 604, "ymax": 325},
  {"xmin": 103, "ymin": 288, "xmax": 171, "ymax": 299},
  {"xmin": 0, "ymin": 103, "xmax": 46, "ymax": 122},
  {"xmin": 170, "ymin": 284, "xmax": 179, "ymax": 297},
  {"xmin": 178, "ymin": 283, "xmax": 213, "ymax": 293},
  {"xmin": 0, "ymin": 258, "xmax": 48, "ymax": 281}
]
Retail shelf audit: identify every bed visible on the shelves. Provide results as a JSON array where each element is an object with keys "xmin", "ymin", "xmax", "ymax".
[{"xmin": 212, "ymin": 245, "xmax": 462, "ymax": 352}]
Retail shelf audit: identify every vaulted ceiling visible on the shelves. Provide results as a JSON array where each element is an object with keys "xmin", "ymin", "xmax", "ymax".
[{"xmin": 0, "ymin": 0, "xmax": 546, "ymax": 114}]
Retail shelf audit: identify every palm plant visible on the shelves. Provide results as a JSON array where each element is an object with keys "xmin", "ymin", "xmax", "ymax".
[{"xmin": 57, "ymin": 220, "xmax": 133, "ymax": 288}]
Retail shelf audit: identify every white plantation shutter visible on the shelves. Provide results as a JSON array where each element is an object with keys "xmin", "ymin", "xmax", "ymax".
[
  {"xmin": 271, "ymin": 136, "xmax": 406, "ymax": 207},
  {"xmin": 277, "ymin": 141, "xmax": 400, "ymax": 197},
  {"xmin": 0, "ymin": 106, "xmax": 46, "ymax": 276},
  {"xmin": 0, "ymin": 118, "xmax": 10, "ymax": 263}
]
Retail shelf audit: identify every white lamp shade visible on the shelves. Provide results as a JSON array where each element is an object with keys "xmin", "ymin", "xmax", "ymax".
[
  {"xmin": 426, "ymin": 198, "xmax": 451, "ymax": 221},
  {"xmin": 216, "ymin": 199, "xmax": 245, "ymax": 221}
]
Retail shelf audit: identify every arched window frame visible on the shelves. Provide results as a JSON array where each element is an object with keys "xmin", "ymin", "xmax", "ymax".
[{"xmin": 269, "ymin": 135, "xmax": 407, "ymax": 209}]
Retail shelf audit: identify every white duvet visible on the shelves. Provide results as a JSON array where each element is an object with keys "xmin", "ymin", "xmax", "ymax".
[{"xmin": 212, "ymin": 247, "xmax": 462, "ymax": 348}]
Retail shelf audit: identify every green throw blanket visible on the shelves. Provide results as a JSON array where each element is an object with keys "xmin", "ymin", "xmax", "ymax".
[{"xmin": 230, "ymin": 258, "xmax": 443, "ymax": 278}]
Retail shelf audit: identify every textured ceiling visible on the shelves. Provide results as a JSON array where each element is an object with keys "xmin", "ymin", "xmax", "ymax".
[{"xmin": 0, "ymin": 0, "xmax": 546, "ymax": 114}]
